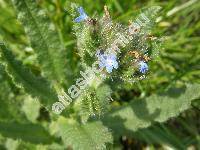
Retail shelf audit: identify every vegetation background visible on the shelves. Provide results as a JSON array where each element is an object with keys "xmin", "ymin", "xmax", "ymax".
[{"xmin": 0, "ymin": 0, "xmax": 199, "ymax": 149}]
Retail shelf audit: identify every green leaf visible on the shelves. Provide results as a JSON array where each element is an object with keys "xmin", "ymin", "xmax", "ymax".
[
  {"xmin": 11, "ymin": 0, "xmax": 67, "ymax": 83},
  {"xmin": 0, "ymin": 74, "xmax": 22, "ymax": 122},
  {"xmin": 51, "ymin": 117, "xmax": 113, "ymax": 150},
  {"xmin": 22, "ymin": 96, "xmax": 40, "ymax": 123},
  {"xmin": 79, "ymin": 84, "xmax": 112, "ymax": 123},
  {"xmin": 0, "ymin": 43, "xmax": 58, "ymax": 109},
  {"xmin": 0, "ymin": 121, "xmax": 54, "ymax": 144},
  {"xmin": 0, "ymin": 65, "xmax": 28, "ymax": 122},
  {"xmin": 134, "ymin": 124, "xmax": 187, "ymax": 149},
  {"xmin": 103, "ymin": 84, "xmax": 200, "ymax": 137},
  {"xmin": 5, "ymin": 138, "xmax": 19, "ymax": 150}
]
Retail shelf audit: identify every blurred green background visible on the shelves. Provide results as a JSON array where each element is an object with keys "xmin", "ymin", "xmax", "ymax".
[{"xmin": 0, "ymin": 0, "xmax": 200, "ymax": 149}]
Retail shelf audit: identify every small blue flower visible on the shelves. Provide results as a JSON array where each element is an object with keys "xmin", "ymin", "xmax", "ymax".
[
  {"xmin": 139, "ymin": 61, "xmax": 148, "ymax": 74},
  {"xmin": 74, "ymin": 7, "xmax": 88, "ymax": 23},
  {"xmin": 96, "ymin": 50, "xmax": 119, "ymax": 73}
]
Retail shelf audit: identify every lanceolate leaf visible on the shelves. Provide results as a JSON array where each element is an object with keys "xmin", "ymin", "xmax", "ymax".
[
  {"xmin": 0, "ymin": 121, "xmax": 54, "ymax": 144},
  {"xmin": 103, "ymin": 84, "xmax": 200, "ymax": 137},
  {"xmin": 0, "ymin": 72, "xmax": 22, "ymax": 122},
  {"xmin": 51, "ymin": 117, "xmax": 113, "ymax": 150},
  {"xmin": 0, "ymin": 43, "xmax": 58, "ymax": 109},
  {"xmin": 133, "ymin": 124, "xmax": 187, "ymax": 149},
  {"xmin": 11, "ymin": 0, "xmax": 67, "ymax": 83}
]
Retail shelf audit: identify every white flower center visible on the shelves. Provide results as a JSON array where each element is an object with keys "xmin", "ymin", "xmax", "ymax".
[{"xmin": 106, "ymin": 59, "xmax": 113, "ymax": 65}]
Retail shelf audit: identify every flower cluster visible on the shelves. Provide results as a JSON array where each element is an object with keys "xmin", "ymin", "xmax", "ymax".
[{"xmin": 74, "ymin": 7, "xmax": 152, "ymax": 75}]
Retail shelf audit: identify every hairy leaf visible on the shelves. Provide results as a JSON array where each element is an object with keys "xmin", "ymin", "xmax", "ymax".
[
  {"xmin": 0, "ymin": 121, "xmax": 54, "ymax": 144},
  {"xmin": 103, "ymin": 84, "xmax": 200, "ymax": 137},
  {"xmin": 0, "ymin": 43, "xmax": 58, "ymax": 109},
  {"xmin": 51, "ymin": 117, "xmax": 113, "ymax": 150},
  {"xmin": 0, "ymin": 75, "xmax": 21, "ymax": 122},
  {"xmin": 133, "ymin": 124, "xmax": 186, "ymax": 149},
  {"xmin": 79, "ymin": 84, "xmax": 112, "ymax": 123},
  {"xmin": 11, "ymin": 0, "xmax": 67, "ymax": 83}
]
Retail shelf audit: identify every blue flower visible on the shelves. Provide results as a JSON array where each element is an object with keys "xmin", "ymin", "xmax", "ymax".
[
  {"xmin": 139, "ymin": 61, "xmax": 148, "ymax": 74},
  {"xmin": 96, "ymin": 50, "xmax": 119, "ymax": 73},
  {"xmin": 74, "ymin": 7, "xmax": 88, "ymax": 23}
]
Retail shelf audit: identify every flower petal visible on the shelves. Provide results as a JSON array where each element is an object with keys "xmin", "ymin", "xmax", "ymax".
[
  {"xmin": 99, "ymin": 61, "xmax": 105, "ymax": 69},
  {"xmin": 74, "ymin": 16, "xmax": 85, "ymax": 22},
  {"xmin": 113, "ymin": 61, "xmax": 118, "ymax": 69},
  {"xmin": 139, "ymin": 61, "xmax": 148, "ymax": 74},
  {"xmin": 78, "ymin": 7, "xmax": 85, "ymax": 15},
  {"xmin": 109, "ymin": 54, "xmax": 117, "ymax": 60},
  {"xmin": 106, "ymin": 65, "xmax": 113, "ymax": 73},
  {"xmin": 74, "ymin": 7, "xmax": 88, "ymax": 22}
]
